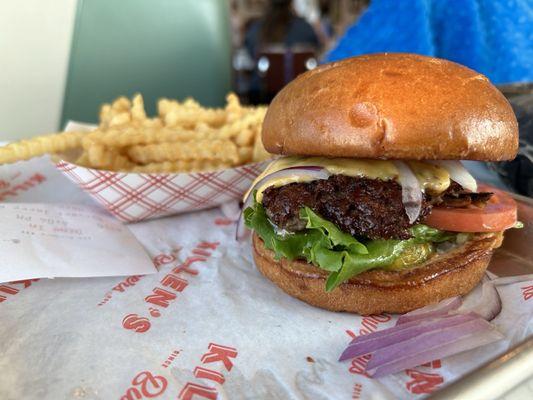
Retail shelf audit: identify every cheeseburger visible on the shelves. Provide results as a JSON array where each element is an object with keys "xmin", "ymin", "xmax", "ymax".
[{"xmin": 242, "ymin": 53, "xmax": 519, "ymax": 314}]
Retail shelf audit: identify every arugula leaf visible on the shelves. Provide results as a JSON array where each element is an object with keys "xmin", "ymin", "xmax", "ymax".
[{"xmin": 245, "ymin": 201, "xmax": 455, "ymax": 292}]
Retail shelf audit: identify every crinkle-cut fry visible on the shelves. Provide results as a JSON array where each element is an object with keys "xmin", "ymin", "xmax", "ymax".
[
  {"xmin": 157, "ymin": 97, "xmax": 227, "ymax": 128},
  {"xmin": 86, "ymin": 143, "xmax": 114, "ymax": 168},
  {"xmin": 127, "ymin": 139, "xmax": 239, "ymax": 164},
  {"xmin": 108, "ymin": 112, "xmax": 132, "ymax": 127},
  {"xmin": 182, "ymin": 97, "xmax": 201, "ymax": 109},
  {"xmin": 225, "ymin": 92, "xmax": 243, "ymax": 123},
  {"xmin": 99, "ymin": 94, "xmax": 147, "ymax": 129},
  {"xmin": 163, "ymin": 107, "xmax": 227, "ymax": 129},
  {"xmin": 130, "ymin": 93, "xmax": 147, "ymax": 121},
  {"xmin": 147, "ymin": 118, "xmax": 164, "ymax": 128},
  {"xmin": 0, "ymin": 131, "xmax": 85, "ymax": 164},
  {"xmin": 237, "ymin": 146, "xmax": 253, "ymax": 163},
  {"xmin": 218, "ymin": 107, "xmax": 267, "ymax": 141},
  {"xmin": 234, "ymin": 128, "xmax": 255, "ymax": 147},
  {"xmin": 157, "ymin": 98, "xmax": 172, "ymax": 117},
  {"xmin": 110, "ymin": 154, "xmax": 134, "ymax": 171},
  {"xmin": 86, "ymin": 143, "xmax": 133, "ymax": 170},
  {"xmin": 130, "ymin": 159, "xmax": 230, "ymax": 173},
  {"xmin": 99, "ymin": 96, "xmax": 133, "ymax": 128},
  {"xmin": 111, "ymin": 96, "xmax": 132, "ymax": 111},
  {"xmin": 74, "ymin": 151, "xmax": 91, "ymax": 167},
  {"xmin": 99, "ymin": 104, "xmax": 113, "ymax": 128},
  {"xmin": 83, "ymin": 125, "xmax": 220, "ymax": 149}
]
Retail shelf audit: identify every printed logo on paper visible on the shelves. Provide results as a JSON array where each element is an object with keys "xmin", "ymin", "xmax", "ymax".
[
  {"xmin": 521, "ymin": 285, "xmax": 533, "ymax": 301},
  {"xmin": 178, "ymin": 343, "xmax": 238, "ymax": 400},
  {"xmin": 0, "ymin": 279, "xmax": 39, "ymax": 304},
  {"xmin": 121, "ymin": 371, "xmax": 168, "ymax": 400},
  {"xmin": 0, "ymin": 172, "xmax": 46, "ymax": 201},
  {"xmin": 98, "ymin": 249, "xmax": 180, "ymax": 306},
  {"xmin": 345, "ymin": 314, "xmax": 392, "ymax": 377},
  {"xmin": 121, "ymin": 242, "xmax": 220, "ymax": 333}
]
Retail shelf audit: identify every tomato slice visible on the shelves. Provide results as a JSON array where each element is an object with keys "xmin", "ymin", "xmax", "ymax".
[{"xmin": 422, "ymin": 184, "xmax": 518, "ymax": 232}]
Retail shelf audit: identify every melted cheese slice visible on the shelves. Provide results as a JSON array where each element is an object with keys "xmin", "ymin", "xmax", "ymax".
[{"xmin": 248, "ymin": 156, "xmax": 451, "ymax": 202}]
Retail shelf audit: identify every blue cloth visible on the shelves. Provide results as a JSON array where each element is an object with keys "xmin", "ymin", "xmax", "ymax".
[{"xmin": 326, "ymin": 0, "xmax": 533, "ymax": 84}]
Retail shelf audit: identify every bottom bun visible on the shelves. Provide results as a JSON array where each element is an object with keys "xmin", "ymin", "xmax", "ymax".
[{"xmin": 252, "ymin": 232, "xmax": 503, "ymax": 314}]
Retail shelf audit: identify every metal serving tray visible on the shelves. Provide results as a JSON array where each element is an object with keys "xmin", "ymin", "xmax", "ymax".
[{"xmin": 429, "ymin": 192, "xmax": 533, "ymax": 400}]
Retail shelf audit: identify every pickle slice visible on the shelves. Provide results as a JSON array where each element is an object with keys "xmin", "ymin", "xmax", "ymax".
[{"xmin": 383, "ymin": 242, "xmax": 434, "ymax": 271}]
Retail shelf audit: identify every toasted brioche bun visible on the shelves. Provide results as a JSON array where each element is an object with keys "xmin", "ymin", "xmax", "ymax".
[
  {"xmin": 252, "ymin": 232, "xmax": 503, "ymax": 314},
  {"xmin": 262, "ymin": 53, "xmax": 518, "ymax": 161}
]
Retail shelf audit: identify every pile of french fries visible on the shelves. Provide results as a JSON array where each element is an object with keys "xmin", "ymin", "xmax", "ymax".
[{"xmin": 0, "ymin": 93, "xmax": 271, "ymax": 173}]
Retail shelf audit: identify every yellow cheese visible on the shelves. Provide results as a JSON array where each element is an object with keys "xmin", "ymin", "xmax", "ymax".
[
  {"xmin": 247, "ymin": 156, "xmax": 451, "ymax": 202},
  {"xmin": 407, "ymin": 161, "xmax": 451, "ymax": 194}
]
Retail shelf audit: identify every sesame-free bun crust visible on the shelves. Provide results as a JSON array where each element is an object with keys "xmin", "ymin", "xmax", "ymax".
[
  {"xmin": 262, "ymin": 53, "xmax": 518, "ymax": 161},
  {"xmin": 252, "ymin": 232, "xmax": 503, "ymax": 314}
]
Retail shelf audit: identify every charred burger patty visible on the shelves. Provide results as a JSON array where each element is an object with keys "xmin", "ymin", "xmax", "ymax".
[{"xmin": 262, "ymin": 176, "xmax": 492, "ymax": 241}]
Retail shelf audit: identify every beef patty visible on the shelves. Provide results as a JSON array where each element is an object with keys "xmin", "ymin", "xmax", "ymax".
[
  {"xmin": 262, "ymin": 176, "xmax": 430, "ymax": 240},
  {"xmin": 261, "ymin": 176, "xmax": 492, "ymax": 240}
]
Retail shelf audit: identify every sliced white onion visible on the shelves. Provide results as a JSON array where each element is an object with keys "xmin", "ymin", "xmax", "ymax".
[
  {"xmin": 459, "ymin": 276, "xmax": 502, "ymax": 321},
  {"xmin": 430, "ymin": 160, "xmax": 477, "ymax": 192},
  {"xmin": 393, "ymin": 161, "xmax": 422, "ymax": 224},
  {"xmin": 366, "ymin": 315, "xmax": 503, "ymax": 378},
  {"xmin": 235, "ymin": 166, "xmax": 330, "ymax": 240},
  {"xmin": 396, "ymin": 296, "xmax": 462, "ymax": 325}
]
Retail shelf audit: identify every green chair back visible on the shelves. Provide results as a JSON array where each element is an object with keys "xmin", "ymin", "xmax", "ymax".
[{"xmin": 61, "ymin": 0, "xmax": 231, "ymax": 128}]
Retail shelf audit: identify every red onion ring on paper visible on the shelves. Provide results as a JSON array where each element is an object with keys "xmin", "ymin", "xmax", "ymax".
[{"xmin": 235, "ymin": 166, "xmax": 330, "ymax": 240}]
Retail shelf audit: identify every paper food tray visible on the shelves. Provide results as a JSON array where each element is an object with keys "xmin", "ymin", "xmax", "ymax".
[
  {"xmin": 55, "ymin": 121, "xmax": 268, "ymax": 222},
  {"xmin": 55, "ymin": 159, "xmax": 267, "ymax": 222}
]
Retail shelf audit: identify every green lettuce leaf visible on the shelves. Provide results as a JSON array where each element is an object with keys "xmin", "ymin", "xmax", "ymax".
[
  {"xmin": 244, "ymin": 201, "xmax": 455, "ymax": 292},
  {"xmin": 244, "ymin": 204, "xmax": 322, "ymax": 260},
  {"xmin": 300, "ymin": 207, "xmax": 368, "ymax": 254},
  {"xmin": 409, "ymin": 224, "xmax": 456, "ymax": 243},
  {"xmin": 325, "ymin": 239, "xmax": 415, "ymax": 291}
]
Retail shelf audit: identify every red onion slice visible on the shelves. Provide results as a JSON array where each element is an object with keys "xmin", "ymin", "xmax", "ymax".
[
  {"xmin": 236, "ymin": 166, "xmax": 330, "ymax": 240},
  {"xmin": 339, "ymin": 277, "xmax": 506, "ymax": 377},
  {"xmin": 396, "ymin": 296, "xmax": 462, "ymax": 325},
  {"xmin": 366, "ymin": 316, "xmax": 503, "ymax": 378},
  {"xmin": 430, "ymin": 160, "xmax": 477, "ymax": 192},
  {"xmin": 459, "ymin": 276, "xmax": 502, "ymax": 321},
  {"xmin": 393, "ymin": 161, "xmax": 422, "ymax": 224},
  {"xmin": 339, "ymin": 313, "xmax": 476, "ymax": 361}
]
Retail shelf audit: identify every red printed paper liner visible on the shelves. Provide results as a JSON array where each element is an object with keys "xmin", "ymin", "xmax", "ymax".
[{"xmin": 55, "ymin": 159, "xmax": 268, "ymax": 222}]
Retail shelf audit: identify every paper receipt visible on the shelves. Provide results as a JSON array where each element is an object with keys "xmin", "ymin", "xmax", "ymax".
[{"xmin": 0, "ymin": 203, "xmax": 156, "ymax": 282}]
